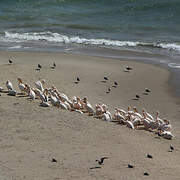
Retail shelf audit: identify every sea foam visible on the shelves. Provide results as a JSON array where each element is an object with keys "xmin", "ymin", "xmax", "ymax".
[{"xmin": 3, "ymin": 31, "xmax": 180, "ymax": 53}]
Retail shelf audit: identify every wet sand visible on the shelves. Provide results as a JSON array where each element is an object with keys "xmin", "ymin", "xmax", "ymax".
[{"xmin": 0, "ymin": 50, "xmax": 180, "ymax": 180}]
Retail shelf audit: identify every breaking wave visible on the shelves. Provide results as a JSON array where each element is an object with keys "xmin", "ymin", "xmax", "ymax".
[{"xmin": 3, "ymin": 31, "xmax": 180, "ymax": 53}]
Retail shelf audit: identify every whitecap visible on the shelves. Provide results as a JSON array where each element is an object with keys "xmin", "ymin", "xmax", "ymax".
[
  {"xmin": 168, "ymin": 63, "xmax": 180, "ymax": 68},
  {"xmin": 8, "ymin": 45, "xmax": 22, "ymax": 49}
]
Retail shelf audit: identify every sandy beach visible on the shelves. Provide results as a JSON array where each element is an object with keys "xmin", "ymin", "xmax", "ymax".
[{"xmin": 0, "ymin": 50, "xmax": 180, "ymax": 180}]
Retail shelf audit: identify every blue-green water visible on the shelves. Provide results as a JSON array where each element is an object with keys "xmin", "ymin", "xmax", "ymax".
[{"xmin": 0, "ymin": 0, "xmax": 180, "ymax": 58}]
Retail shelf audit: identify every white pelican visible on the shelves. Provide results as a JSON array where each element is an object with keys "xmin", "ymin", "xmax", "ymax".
[
  {"xmin": 6, "ymin": 80, "xmax": 13, "ymax": 91},
  {"xmin": 127, "ymin": 106, "xmax": 135, "ymax": 116},
  {"xmin": 142, "ymin": 111, "xmax": 151, "ymax": 130},
  {"xmin": 160, "ymin": 131, "xmax": 174, "ymax": 140},
  {"xmin": 118, "ymin": 108, "xmax": 127, "ymax": 116},
  {"xmin": 57, "ymin": 99, "xmax": 68, "ymax": 110},
  {"xmin": 0, "ymin": 87, "xmax": 4, "ymax": 92},
  {"xmin": 133, "ymin": 107, "xmax": 143, "ymax": 119},
  {"xmin": 75, "ymin": 109, "xmax": 83, "ymax": 114},
  {"xmin": 157, "ymin": 119, "xmax": 172, "ymax": 132},
  {"xmin": 82, "ymin": 97, "xmax": 94, "ymax": 116},
  {"xmin": 64, "ymin": 101, "xmax": 71, "ymax": 110},
  {"xmin": 49, "ymin": 93, "xmax": 59, "ymax": 106},
  {"xmin": 8, "ymin": 89, "xmax": 17, "ymax": 96},
  {"xmin": 102, "ymin": 112, "xmax": 112, "ymax": 122},
  {"xmin": 26, "ymin": 85, "xmax": 36, "ymax": 100},
  {"xmin": 34, "ymin": 80, "xmax": 45, "ymax": 92},
  {"xmin": 162, "ymin": 119, "xmax": 172, "ymax": 131},
  {"xmin": 132, "ymin": 117, "xmax": 142, "ymax": 127},
  {"xmin": 95, "ymin": 104, "xmax": 104, "ymax": 117},
  {"xmin": 17, "ymin": 78, "xmax": 26, "ymax": 94},
  {"xmin": 143, "ymin": 109, "xmax": 154, "ymax": 121},
  {"xmin": 72, "ymin": 98, "xmax": 82, "ymax": 110},
  {"xmin": 114, "ymin": 108, "xmax": 126, "ymax": 124},
  {"xmin": 35, "ymin": 89, "xmax": 48, "ymax": 103},
  {"xmin": 40, "ymin": 101, "xmax": 51, "ymax": 107},
  {"xmin": 155, "ymin": 111, "xmax": 165, "ymax": 124},
  {"xmin": 126, "ymin": 120, "xmax": 135, "ymax": 129}
]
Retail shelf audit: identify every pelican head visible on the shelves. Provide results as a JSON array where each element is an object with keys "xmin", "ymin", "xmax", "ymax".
[
  {"xmin": 156, "ymin": 111, "xmax": 160, "ymax": 117},
  {"xmin": 102, "ymin": 104, "xmax": 108, "ymax": 111},
  {"xmin": 41, "ymin": 79, "xmax": 46, "ymax": 85},
  {"xmin": 82, "ymin": 97, "xmax": 87, "ymax": 103},
  {"xmin": 133, "ymin": 106, "xmax": 138, "ymax": 112},
  {"xmin": 17, "ymin": 77, "xmax": 22, "ymax": 82}
]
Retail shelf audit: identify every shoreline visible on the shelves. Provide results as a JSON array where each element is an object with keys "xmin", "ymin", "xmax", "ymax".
[{"xmin": 0, "ymin": 50, "xmax": 180, "ymax": 179}]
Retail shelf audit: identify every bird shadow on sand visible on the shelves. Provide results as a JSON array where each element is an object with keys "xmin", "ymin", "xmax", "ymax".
[
  {"xmin": 16, "ymin": 94, "xmax": 28, "ymax": 98},
  {"xmin": 74, "ymin": 81, "xmax": 79, "ymax": 84},
  {"xmin": 0, "ymin": 90, "xmax": 9, "ymax": 93},
  {"xmin": 35, "ymin": 68, "xmax": 41, "ymax": 71},
  {"xmin": 101, "ymin": 80, "xmax": 107, "ymax": 83},
  {"xmin": 90, "ymin": 166, "xmax": 102, "ymax": 170},
  {"xmin": 7, "ymin": 94, "xmax": 16, "ymax": 97},
  {"xmin": 132, "ymin": 98, "xmax": 139, "ymax": 100},
  {"xmin": 142, "ymin": 92, "xmax": 148, "ymax": 95}
]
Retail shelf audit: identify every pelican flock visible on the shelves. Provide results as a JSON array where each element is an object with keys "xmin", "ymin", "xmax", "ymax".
[{"xmin": 2, "ymin": 78, "xmax": 174, "ymax": 140}]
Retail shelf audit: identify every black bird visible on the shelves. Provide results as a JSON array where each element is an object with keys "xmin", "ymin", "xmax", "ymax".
[
  {"xmin": 38, "ymin": 64, "xmax": 42, "ymax": 69},
  {"xmin": 126, "ymin": 66, "xmax": 133, "ymax": 71},
  {"xmin": 145, "ymin": 88, "xmax": 151, "ymax": 93},
  {"xmin": 144, "ymin": 172, "xmax": 149, "ymax": 176},
  {"xmin": 128, "ymin": 164, "xmax": 134, "ymax": 168},
  {"xmin": 53, "ymin": 62, "xmax": 56, "ymax": 68},
  {"xmin": 170, "ymin": 145, "xmax": 174, "ymax": 151},
  {"xmin": 106, "ymin": 87, "xmax": 111, "ymax": 93},
  {"xmin": 104, "ymin": 76, "xmax": 108, "ymax": 81},
  {"xmin": 9, "ymin": 59, "xmax": 13, "ymax": 64},
  {"xmin": 114, "ymin": 81, "xmax": 118, "ymax": 86},
  {"xmin": 96, "ymin": 157, "xmax": 108, "ymax": 165},
  {"xmin": 51, "ymin": 158, "xmax": 57, "ymax": 163},
  {"xmin": 146, "ymin": 154, "xmax": 153, "ymax": 159},
  {"xmin": 77, "ymin": 77, "xmax": 80, "ymax": 82},
  {"xmin": 51, "ymin": 62, "xmax": 56, "ymax": 69},
  {"xmin": 136, "ymin": 94, "xmax": 140, "ymax": 99}
]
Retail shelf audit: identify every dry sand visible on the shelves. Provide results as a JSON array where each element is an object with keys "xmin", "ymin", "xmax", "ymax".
[{"xmin": 0, "ymin": 50, "xmax": 180, "ymax": 180}]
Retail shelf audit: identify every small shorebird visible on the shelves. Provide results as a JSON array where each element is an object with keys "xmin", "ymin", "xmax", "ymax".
[
  {"xmin": 51, "ymin": 62, "xmax": 56, "ymax": 69},
  {"xmin": 96, "ymin": 157, "xmax": 108, "ymax": 165},
  {"xmin": 136, "ymin": 94, "xmax": 140, "ymax": 99},
  {"xmin": 74, "ymin": 77, "xmax": 80, "ymax": 84},
  {"xmin": 128, "ymin": 164, "xmax": 134, "ymax": 168},
  {"xmin": 6, "ymin": 80, "xmax": 13, "ymax": 91},
  {"xmin": 126, "ymin": 66, "xmax": 133, "ymax": 71},
  {"xmin": 38, "ymin": 64, "xmax": 42, "ymax": 69},
  {"xmin": 77, "ymin": 77, "xmax": 80, "ymax": 82},
  {"xmin": 106, "ymin": 87, "xmax": 111, "ymax": 93},
  {"xmin": 146, "ymin": 154, "xmax": 153, "ymax": 159},
  {"xmin": 114, "ymin": 81, "xmax": 118, "ymax": 86},
  {"xmin": 145, "ymin": 88, "xmax": 151, "ymax": 93},
  {"xmin": 8, "ymin": 59, "xmax": 13, "ymax": 64},
  {"xmin": 51, "ymin": 158, "xmax": 57, "ymax": 163},
  {"xmin": 170, "ymin": 145, "xmax": 174, "ymax": 151},
  {"xmin": 104, "ymin": 76, "xmax": 108, "ymax": 81},
  {"xmin": 144, "ymin": 172, "xmax": 149, "ymax": 176}
]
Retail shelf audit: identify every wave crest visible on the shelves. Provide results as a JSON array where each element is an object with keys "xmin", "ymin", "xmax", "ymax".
[{"xmin": 3, "ymin": 31, "xmax": 180, "ymax": 53}]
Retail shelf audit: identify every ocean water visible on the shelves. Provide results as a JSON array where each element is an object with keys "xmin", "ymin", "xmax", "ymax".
[{"xmin": 0, "ymin": 0, "xmax": 180, "ymax": 66}]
